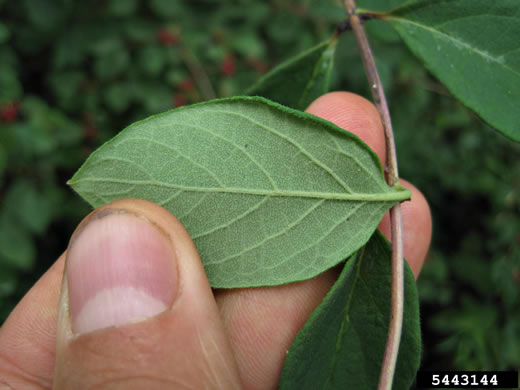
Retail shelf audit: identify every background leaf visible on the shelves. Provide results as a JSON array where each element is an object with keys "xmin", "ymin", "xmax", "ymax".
[
  {"xmin": 0, "ymin": 215, "xmax": 36, "ymax": 271},
  {"xmin": 69, "ymin": 97, "xmax": 410, "ymax": 288},
  {"xmin": 280, "ymin": 232, "xmax": 421, "ymax": 390},
  {"xmin": 358, "ymin": 0, "xmax": 408, "ymax": 11},
  {"xmin": 382, "ymin": 0, "xmax": 520, "ymax": 141},
  {"xmin": 246, "ymin": 39, "xmax": 337, "ymax": 110}
]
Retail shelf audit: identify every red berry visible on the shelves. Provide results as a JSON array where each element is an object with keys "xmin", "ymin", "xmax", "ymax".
[
  {"xmin": 173, "ymin": 94, "xmax": 186, "ymax": 107},
  {"xmin": 158, "ymin": 28, "xmax": 179, "ymax": 47},
  {"xmin": 221, "ymin": 54, "xmax": 236, "ymax": 77},
  {"xmin": 0, "ymin": 102, "xmax": 19, "ymax": 123},
  {"xmin": 179, "ymin": 79, "xmax": 194, "ymax": 92}
]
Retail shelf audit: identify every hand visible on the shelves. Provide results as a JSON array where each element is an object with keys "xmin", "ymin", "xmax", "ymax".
[{"xmin": 0, "ymin": 92, "xmax": 432, "ymax": 390}]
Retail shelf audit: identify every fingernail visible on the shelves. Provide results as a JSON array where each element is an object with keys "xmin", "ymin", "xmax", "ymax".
[{"xmin": 66, "ymin": 209, "xmax": 178, "ymax": 334}]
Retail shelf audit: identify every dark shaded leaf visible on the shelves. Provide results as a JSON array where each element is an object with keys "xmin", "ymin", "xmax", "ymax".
[
  {"xmin": 246, "ymin": 39, "xmax": 337, "ymax": 110},
  {"xmin": 280, "ymin": 232, "xmax": 421, "ymax": 390},
  {"xmin": 384, "ymin": 0, "xmax": 520, "ymax": 141},
  {"xmin": 0, "ymin": 217, "xmax": 36, "ymax": 271}
]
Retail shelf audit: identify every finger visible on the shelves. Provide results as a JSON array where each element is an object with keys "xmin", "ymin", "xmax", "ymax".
[
  {"xmin": 215, "ymin": 91, "xmax": 432, "ymax": 390},
  {"xmin": 52, "ymin": 198, "xmax": 242, "ymax": 389},
  {"xmin": 0, "ymin": 199, "xmax": 243, "ymax": 389},
  {"xmin": 0, "ymin": 198, "xmax": 243, "ymax": 390},
  {"xmin": 0, "ymin": 254, "xmax": 64, "ymax": 389}
]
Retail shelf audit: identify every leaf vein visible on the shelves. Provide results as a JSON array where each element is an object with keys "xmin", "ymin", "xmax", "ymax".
[
  {"xmin": 207, "ymin": 199, "xmax": 327, "ymax": 266},
  {"xmin": 157, "ymin": 189, "xmax": 184, "ymax": 207},
  {"xmin": 176, "ymin": 193, "xmax": 209, "ymax": 221},
  {"xmin": 264, "ymin": 202, "xmax": 366, "ymax": 275},
  {"xmin": 327, "ymin": 137, "xmax": 385, "ymax": 191},
  {"xmin": 203, "ymin": 109, "xmax": 354, "ymax": 194},
  {"xmin": 191, "ymin": 196, "xmax": 271, "ymax": 240},
  {"xmin": 87, "ymin": 156, "xmax": 156, "ymax": 181},
  {"xmin": 152, "ymin": 121, "xmax": 279, "ymax": 191},
  {"xmin": 125, "ymin": 136, "xmax": 225, "ymax": 187}
]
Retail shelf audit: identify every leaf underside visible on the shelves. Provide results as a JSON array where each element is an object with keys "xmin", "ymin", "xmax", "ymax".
[
  {"xmin": 384, "ymin": 0, "xmax": 520, "ymax": 142},
  {"xmin": 69, "ymin": 97, "xmax": 410, "ymax": 288},
  {"xmin": 246, "ymin": 39, "xmax": 337, "ymax": 111},
  {"xmin": 280, "ymin": 232, "xmax": 421, "ymax": 390}
]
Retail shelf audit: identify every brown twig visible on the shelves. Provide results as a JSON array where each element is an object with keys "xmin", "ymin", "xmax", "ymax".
[
  {"xmin": 181, "ymin": 48, "xmax": 217, "ymax": 101},
  {"xmin": 343, "ymin": 1, "xmax": 405, "ymax": 390}
]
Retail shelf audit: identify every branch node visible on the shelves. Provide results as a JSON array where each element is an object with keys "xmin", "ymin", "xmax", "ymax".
[
  {"xmin": 336, "ymin": 13, "xmax": 375, "ymax": 35},
  {"xmin": 336, "ymin": 19, "xmax": 351, "ymax": 34},
  {"xmin": 359, "ymin": 13, "xmax": 376, "ymax": 23}
]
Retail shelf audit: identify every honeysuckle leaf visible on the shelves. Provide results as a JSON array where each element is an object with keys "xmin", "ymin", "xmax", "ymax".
[
  {"xmin": 358, "ymin": 0, "xmax": 408, "ymax": 12},
  {"xmin": 280, "ymin": 232, "xmax": 421, "ymax": 390},
  {"xmin": 382, "ymin": 0, "xmax": 520, "ymax": 141},
  {"xmin": 246, "ymin": 38, "xmax": 337, "ymax": 110},
  {"xmin": 69, "ymin": 97, "xmax": 410, "ymax": 288}
]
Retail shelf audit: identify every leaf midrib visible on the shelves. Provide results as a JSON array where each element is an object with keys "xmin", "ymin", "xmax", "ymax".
[
  {"xmin": 386, "ymin": 15, "xmax": 520, "ymax": 77},
  {"xmin": 70, "ymin": 177, "xmax": 410, "ymax": 202}
]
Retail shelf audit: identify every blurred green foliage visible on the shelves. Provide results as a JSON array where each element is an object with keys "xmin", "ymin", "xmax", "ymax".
[{"xmin": 0, "ymin": 0, "xmax": 518, "ymax": 377}]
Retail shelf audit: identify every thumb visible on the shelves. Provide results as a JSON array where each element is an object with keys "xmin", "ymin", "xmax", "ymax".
[{"xmin": 54, "ymin": 199, "xmax": 242, "ymax": 389}]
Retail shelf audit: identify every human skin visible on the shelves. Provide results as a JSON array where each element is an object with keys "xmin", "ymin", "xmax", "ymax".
[{"xmin": 0, "ymin": 92, "xmax": 432, "ymax": 390}]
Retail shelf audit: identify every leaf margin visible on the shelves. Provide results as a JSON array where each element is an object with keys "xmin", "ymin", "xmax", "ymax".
[{"xmin": 245, "ymin": 37, "xmax": 338, "ymax": 110}]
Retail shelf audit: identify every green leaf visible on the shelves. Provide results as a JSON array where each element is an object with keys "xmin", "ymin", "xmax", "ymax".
[
  {"xmin": 23, "ymin": 0, "xmax": 65, "ymax": 30},
  {"xmin": 231, "ymin": 31, "xmax": 265, "ymax": 58},
  {"xmin": 246, "ymin": 39, "xmax": 337, "ymax": 111},
  {"xmin": 0, "ymin": 64, "xmax": 22, "ymax": 101},
  {"xmin": 0, "ymin": 267, "xmax": 17, "ymax": 297},
  {"xmin": 69, "ymin": 97, "xmax": 410, "ymax": 288},
  {"xmin": 108, "ymin": 0, "xmax": 138, "ymax": 17},
  {"xmin": 149, "ymin": 0, "xmax": 182, "ymax": 19},
  {"xmin": 266, "ymin": 11, "xmax": 304, "ymax": 44},
  {"xmin": 0, "ymin": 22, "xmax": 10, "ymax": 44},
  {"xmin": 124, "ymin": 19, "xmax": 155, "ymax": 42},
  {"xmin": 357, "ymin": 0, "xmax": 408, "ymax": 12},
  {"xmin": 280, "ymin": 232, "xmax": 421, "ymax": 390},
  {"xmin": 382, "ymin": 0, "xmax": 520, "ymax": 141},
  {"xmin": 137, "ymin": 45, "xmax": 166, "ymax": 76},
  {"xmin": 3, "ymin": 180, "xmax": 54, "ymax": 234},
  {"xmin": 0, "ymin": 143, "xmax": 7, "ymax": 183},
  {"xmin": 94, "ymin": 48, "xmax": 130, "ymax": 81},
  {"xmin": 134, "ymin": 82, "xmax": 172, "ymax": 113},
  {"xmin": 0, "ymin": 216, "xmax": 36, "ymax": 271},
  {"xmin": 105, "ymin": 82, "xmax": 133, "ymax": 113}
]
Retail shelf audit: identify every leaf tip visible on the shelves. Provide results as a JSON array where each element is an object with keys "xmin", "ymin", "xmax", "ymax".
[{"xmin": 66, "ymin": 176, "xmax": 78, "ymax": 188}]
